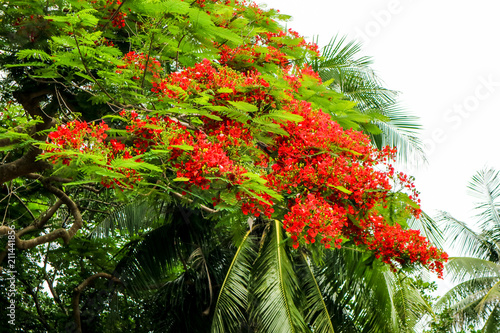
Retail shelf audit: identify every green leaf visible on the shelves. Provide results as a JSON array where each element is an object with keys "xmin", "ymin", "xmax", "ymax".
[
  {"xmin": 63, "ymin": 180, "xmax": 99, "ymax": 186},
  {"xmin": 328, "ymin": 184, "xmax": 352, "ymax": 195},
  {"xmin": 217, "ymin": 87, "xmax": 234, "ymax": 93},
  {"xmin": 173, "ymin": 177, "xmax": 190, "ymax": 182},
  {"xmin": 74, "ymin": 72, "xmax": 95, "ymax": 82},
  {"xmin": 16, "ymin": 49, "xmax": 52, "ymax": 61},
  {"xmin": 242, "ymin": 172, "xmax": 266, "ymax": 185},
  {"xmin": 264, "ymin": 112, "xmax": 303, "ymax": 123},
  {"xmin": 228, "ymin": 101, "xmax": 258, "ymax": 112},
  {"xmin": 171, "ymin": 144, "xmax": 194, "ymax": 151},
  {"xmin": 362, "ymin": 122, "xmax": 383, "ymax": 135},
  {"xmin": 189, "ymin": 7, "xmax": 215, "ymax": 28},
  {"xmin": 111, "ymin": 159, "xmax": 162, "ymax": 173},
  {"xmin": 220, "ymin": 192, "xmax": 238, "ymax": 205}
]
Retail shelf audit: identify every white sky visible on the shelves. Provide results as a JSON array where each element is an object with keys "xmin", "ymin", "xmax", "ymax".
[{"xmin": 259, "ymin": 0, "xmax": 500, "ymax": 293}]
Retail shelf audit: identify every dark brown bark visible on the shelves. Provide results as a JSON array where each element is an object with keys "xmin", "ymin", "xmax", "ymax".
[{"xmin": 0, "ymin": 146, "xmax": 52, "ymax": 185}]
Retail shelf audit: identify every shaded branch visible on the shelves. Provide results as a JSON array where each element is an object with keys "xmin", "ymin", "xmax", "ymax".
[
  {"xmin": 19, "ymin": 277, "xmax": 53, "ymax": 331},
  {"xmin": 11, "ymin": 192, "xmax": 36, "ymax": 221},
  {"xmin": 45, "ymin": 271, "xmax": 68, "ymax": 316},
  {"xmin": 171, "ymin": 190, "xmax": 218, "ymax": 214},
  {"xmin": 0, "ymin": 147, "xmax": 52, "ymax": 185},
  {"xmin": 16, "ymin": 199, "xmax": 64, "ymax": 238},
  {"xmin": 0, "ymin": 196, "xmax": 63, "ymax": 266},
  {"xmin": 0, "ymin": 89, "xmax": 56, "ymax": 185},
  {"xmin": 72, "ymin": 273, "xmax": 121, "ymax": 333},
  {"xmin": 0, "ymin": 181, "xmax": 82, "ymax": 252}
]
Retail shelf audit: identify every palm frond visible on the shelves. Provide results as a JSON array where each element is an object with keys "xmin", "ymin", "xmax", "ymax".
[
  {"xmin": 368, "ymin": 269, "xmax": 400, "ymax": 332},
  {"xmin": 249, "ymin": 220, "xmax": 310, "ymax": 332},
  {"xmin": 370, "ymin": 104, "xmax": 425, "ymax": 165},
  {"xmin": 393, "ymin": 273, "xmax": 433, "ymax": 332},
  {"xmin": 467, "ymin": 168, "xmax": 500, "ymax": 230},
  {"xmin": 115, "ymin": 224, "xmax": 179, "ymax": 296},
  {"xmin": 313, "ymin": 35, "xmax": 424, "ymax": 166},
  {"xmin": 445, "ymin": 257, "xmax": 500, "ymax": 282},
  {"xmin": 91, "ymin": 199, "xmax": 157, "ymax": 238},
  {"xmin": 437, "ymin": 211, "xmax": 491, "ymax": 258},
  {"xmin": 211, "ymin": 230, "xmax": 257, "ymax": 333},
  {"xmin": 316, "ymin": 35, "xmax": 373, "ymax": 71},
  {"xmin": 297, "ymin": 253, "xmax": 335, "ymax": 333},
  {"xmin": 482, "ymin": 304, "xmax": 500, "ymax": 333},
  {"xmin": 315, "ymin": 248, "xmax": 362, "ymax": 332},
  {"xmin": 407, "ymin": 210, "xmax": 444, "ymax": 249},
  {"xmin": 318, "ymin": 248, "xmax": 402, "ymax": 333},
  {"xmin": 436, "ymin": 277, "xmax": 498, "ymax": 311},
  {"xmin": 476, "ymin": 280, "xmax": 500, "ymax": 315},
  {"xmin": 333, "ymin": 69, "xmax": 397, "ymax": 110},
  {"xmin": 115, "ymin": 205, "xmax": 219, "ymax": 296}
]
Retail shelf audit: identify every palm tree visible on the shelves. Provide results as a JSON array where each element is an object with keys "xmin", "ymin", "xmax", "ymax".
[
  {"xmin": 309, "ymin": 35, "xmax": 425, "ymax": 166},
  {"xmin": 435, "ymin": 168, "xmax": 500, "ymax": 332},
  {"xmin": 85, "ymin": 193, "xmax": 441, "ymax": 333}
]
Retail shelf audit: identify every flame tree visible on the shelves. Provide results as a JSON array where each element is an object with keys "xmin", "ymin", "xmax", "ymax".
[{"xmin": 0, "ymin": 0, "xmax": 446, "ymax": 331}]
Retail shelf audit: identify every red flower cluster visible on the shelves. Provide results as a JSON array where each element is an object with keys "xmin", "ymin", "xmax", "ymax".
[
  {"xmin": 284, "ymin": 194, "xmax": 346, "ymax": 249},
  {"xmin": 45, "ymin": 120, "xmax": 142, "ymax": 188},
  {"xmin": 152, "ymin": 59, "xmax": 273, "ymax": 108},
  {"xmin": 46, "ymin": 120, "xmax": 109, "ymax": 166},
  {"xmin": 117, "ymin": 52, "xmax": 162, "ymax": 81},
  {"xmin": 255, "ymin": 28, "xmax": 320, "ymax": 56},
  {"xmin": 361, "ymin": 214, "xmax": 448, "ymax": 278},
  {"xmin": 43, "ymin": 1, "xmax": 447, "ymax": 276},
  {"xmin": 102, "ymin": 0, "xmax": 127, "ymax": 28},
  {"xmin": 172, "ymin": 131, "xmax": 248, "ymax": 190}
]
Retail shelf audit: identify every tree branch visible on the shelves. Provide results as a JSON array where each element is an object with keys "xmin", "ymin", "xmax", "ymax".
[
  {"xmin": 19, "ymin": 277, "xmax": 53, "ymax": 331},
  {"xmin": 0, "ymin": 181, "xmax": 82, "ymax": 251},
  {"xmin": 0, "ymin": 146, "xmax": 52, "ymax": 185},
  {"xmin": 16, "ymin": 199, "xmax": 64, "ymax": 238},
  {"xmin": 0, "ymin": 89, "xmax": 56, "ymax": 185},
  {"xmin": 72, "ymin": 273, "xmax": 121, "ymax": 333},
  {"xmin": 0, "ymin": 200, "xmax": 63, "ymax": 272},
  {"xmin": 171, "ymin": 190, "xmax": 218, "ymax": 214}
]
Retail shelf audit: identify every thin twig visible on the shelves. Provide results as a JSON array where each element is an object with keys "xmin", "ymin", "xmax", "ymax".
[
  {"xmin": 72, "ymin": 29, "xmax": 119, "ymax": 105},
  {"xmin": 11, "ymin": 192, "xmax": 36, "ymax": 221},
  {"xmin": 100, "ymin": 0, "xmax": 127, "ymax": 32},
  {"xmin": 141, "ymin": 32, "xmax": 156, "ymax": 89},
  {"xmin": 176, "ymin": 35, "xmax": 187, "ymax": 71},
  {"xmin": 72, "ymin": 273, "xmax": 121, "ymax": 333},
  {"xmin": 170, "ymin": 190, "xmax": 218, "ymax": 214}
]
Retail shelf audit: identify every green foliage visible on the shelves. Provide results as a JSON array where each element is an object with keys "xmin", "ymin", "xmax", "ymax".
[{"xmin": 432, "ymin": 168, "xmax": 500, "ymax": 332}]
